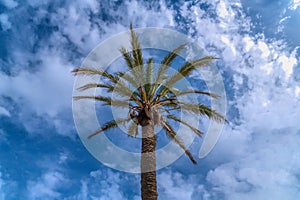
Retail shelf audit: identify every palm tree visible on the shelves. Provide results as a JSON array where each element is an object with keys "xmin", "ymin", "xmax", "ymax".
[{"xmin": 72, "ymin": 25, "xmax": 227, "ymax": 200}]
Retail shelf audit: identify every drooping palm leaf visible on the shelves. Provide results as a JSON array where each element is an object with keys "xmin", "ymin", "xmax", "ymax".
[
  {"xmin": 117, "ymin": 72, "xmax": 139, "ymax": 88},
  {"xmin": 171, "ymin": 89, "xmax": 220, "ymax": 99},
  {"xmin": 160, "ymin": 101, "xmax": 179, "ymax": 109},
  {"xmin": 77, "ymin": 82, "xmax": 141, "ymax": 106},
  {"xmin": 72, "ymin": 67, "xmax": 135, "ymax": 96},
  {"xmin": 166, "ymin": 114, "xmax": 203, "ymax": 137},
  {"xmin": 72, "ymin": 67, "xmax": 119, "ymax": 83},
  {"xmin": 77, "ymin": 83, "xmax": 114, "ymax": 91},
  {"xmin": 113, "ymin": 79, "xmax": 136, "ymax": 98},
  {"xmin": 88, "ymin": 118, "xmax": 130, "ymax": 139},
  {"xmin": 73, "ymin": 95, "xmax": 129, "ymax": 107},
  {"xmin": 179, "ymin": 102, "xmax": 228, "ymax": 123},
  {"xmin": 161, "ymin": 118, "xmax": 197, "ymax": 164}
]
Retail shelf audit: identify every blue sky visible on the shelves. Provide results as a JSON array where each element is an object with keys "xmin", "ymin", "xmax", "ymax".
[{"xmin": 0, "ymin": 0, "xmax": 300, "ymax": 199}]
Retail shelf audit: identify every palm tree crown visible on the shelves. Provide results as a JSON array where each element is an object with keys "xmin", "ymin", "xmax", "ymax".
[
  {"xmin": 72, "ymin": 25, "xmax": 227, "ymax": 200},
  {"xmin": 72, "ymin": 25, "xmax": 227, "ymax": 166}
]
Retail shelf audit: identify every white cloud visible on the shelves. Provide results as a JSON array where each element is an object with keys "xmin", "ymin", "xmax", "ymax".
[
  {"xmin": 278, "ymin": 52, "xmax": 297, "ymax": 79},
  {"xmin": 26, "ymin": 153, "xmax": 72, "ymax": 199},
  {"xmin": 243, "ymin": 36, "xmax": 254, "ymax": 52},
  {"xmin": 0, "ymin": 172, "xmax": 5, "ymax": 200},
  {"xmin": 27, "ymin": 171, "xmax": 66, "ymax": 199},
  {"xmin": 0, "ymin": 167, "xmax": 17, "ymax": 199},
  {"xmin": 0, "ymin": 129, "xmax": 8, "ymax": 144},
  {"xmin": 217, "ymin": 1, "xmax": 231, "ymax": 19},
  {"xmin": 0, "ymin": 14, "xmax": 12, "ymax": 31},
  {"xmin": 124, "ymin": 0, "xmax": 174, "ymax": 27},
  {"xmin": 206, "ymin": 128, "xmax": 300, "ymax": 199},
  {"xmin": 75, "ymin": 168, "xmax": 210, "ymax": 200},
  {"xmin": 257, "ymin": 41, "xmax": 270, "ymax": 58},
  {"xmin": 0, "ymin": 0, "xmax": 176, "ymax": 137},
  {"xmin": 1, "ymin": 0, "xmax": 18, "ymax": 9},
  {"xmin": 70, "ymin": 169, "xmax": 140, "ymax": 200},
  {"xmin": 157, "ymin": 170, "xmax": 210, "ymax": 200},
  {"xmin": 289, "ymin": 0, "xmax": 300, "ymax": 10},
  {"xmin": 295, "ymin": 86, "xmax": 300, "ymax": 97},
  {"xmin": 0, "ymin": 107, "xmax": 10, "ymax": 117},
  {"xmin": 178, "ymin": 0, "xmax": 300, "ymax": 199},
  {"xmin": 0, "ymin": 48, "xmax": 75, "ymax": 136},
  {"xmin": 46, "ymin": 0, "xmax": 174, "ymax": 55}
]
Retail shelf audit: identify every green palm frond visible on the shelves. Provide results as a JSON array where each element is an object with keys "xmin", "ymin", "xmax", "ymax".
[
  {"xmin": 71, "ymin": 67, "xmax": 119, "ymax": 83},
  {"xmin": 88, "ymin": 118, "xmax": 130, "ymax": 139},
  {"xmin": 161, "ymin": 44, "xmax": 186, "ymax": 68},
  {"xmin": 157, "ymin": 56, "xmax": 216, "ymax": 97},
  {"xmin": 119, "ymin": 47, "xmax": 134, "ymax": 69},
  {"xmin": 145, "ymin": 57, "xmax": 154, "ymax": 99},
  {"xmin": 161, "ymin": 119, "xmax": 197, "ymax": 164},
  {"xmin": 155, "ymin": 44, "xmax": 186, "ymax": 84},
  {"xmin": 117, "ymin": 72, "xmax": 139, "ymax": 88},
  {"xmin": 172, "ymin": 89, "xmax": 220, "ymax": 99},
  {"xmin": 146, "ymin": 58, "xmax": 154, "ymax": 85},
  {"xmin": 159, "ymin": 98, "xmax": 227, "ymax": 123},
  {"xmin": 160, "ymin": 101, "xmax": 179, "ymax": 108},
  {"xmin": 150, "ymin": 44, "xmax": 186, "ymax": 100},
  {"xmin": 130, "ymin": 24, "xmax": 143, "ymax": 68},
  {"xmin": 114, "ymin": 80, "xmax": 135, "ymax": 97},
  {"xmin": 129, "ymin": 24, "xmax": 146, "ymax": 101},
  {"xmin": 76, "ymin": 82, "xmax": 141, "ymax": 105},
  {"xmin": 73, "ymin": 96, "xmax": 129, "ymax": 107},
  {"xmin": 166, "ymin": 114, "xmax": 203, "ymax": 137},
  {"xmin": 77, "ymin": 83, "xmax": 114, "ymax": 91},
  {"xmin": 118, "ymin": 48, "xmax": 142, "ymax": 85},
  {"xmin": 179, "ymin": 102, "xmax": 228, "ymax": 123}
]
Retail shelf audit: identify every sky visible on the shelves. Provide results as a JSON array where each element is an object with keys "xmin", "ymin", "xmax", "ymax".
[{"xmin": 0, "ymin": 0, "xmax": 300, "ymax": 199}]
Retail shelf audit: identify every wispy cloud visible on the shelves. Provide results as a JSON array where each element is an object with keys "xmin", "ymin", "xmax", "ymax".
[
  {"xmin": 0, "ymin": 107, "xmax": 10, "ymax": 117},
  {"xmin": 0, "ymin": 171, "xmax": 6, "ymax": 200}
]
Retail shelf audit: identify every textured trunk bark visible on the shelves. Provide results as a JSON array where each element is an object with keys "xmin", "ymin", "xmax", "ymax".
[{"xmin": 140, "ymin": 123, "xmax": 157, "ymax": 200}]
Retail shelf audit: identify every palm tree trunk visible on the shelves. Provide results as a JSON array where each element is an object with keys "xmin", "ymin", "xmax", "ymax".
[{"xmin": 141, "ymin": 123, "xmax": 157, "ymax": 200}]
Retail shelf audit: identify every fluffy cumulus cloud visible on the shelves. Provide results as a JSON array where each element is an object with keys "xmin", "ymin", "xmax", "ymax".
[
  {"xmin": 25, "ymin": 152, "xmax": 71, "ymax": 199},
  {"xmin": 290, "ymin": 0, "xmax": 300, "ymax": 10},
  {"xmin": 0, "ymin": 0, "xmax": 175, "ymax": 137},
  {"xmin": 0, "ymin": 14, "xmax": 12, "ymax": 31},
  {"xmin": 157, "ymin": 170, "xmax": 210, "ymax": 200},
  {"xmin": 70, "ymin": 169, "xmax": 140, "ymax": 200},
  {"xmin": 0, "ymin": 49, "xmax": 75, "ymax": 137},
  {"xmin": 0, "ymin": 51, "xmax": 73, "ymax": 117},
  {"xmin": 176, "ymin": 0, "xmax": 300, "ymax": 199},
  {"xmin": 1, "ymin": 0, "xmax": 18, "ymax": 9},
  {"xmin": 74, "ymin": 169, "xmax": 211, "ymax": 200},
  {"xmin": 0, "ymin": 106, "xmax": 10, "ymax": 117},
  {"xmin": 27, "ymin": 171, "xmax": 66, "ymax": 199}
]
